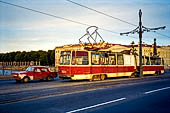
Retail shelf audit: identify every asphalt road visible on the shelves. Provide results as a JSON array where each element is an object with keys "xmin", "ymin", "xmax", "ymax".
[{"xmin": 0, "ymin": 72, "xmax": 170, "ymax": 113}]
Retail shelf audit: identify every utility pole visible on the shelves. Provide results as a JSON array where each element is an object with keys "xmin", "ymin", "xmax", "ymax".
[
  {"xmin": 120, "ymin": 9, "xmax": 166, "ymax": 77},
  {"xmin": 139, "ymin": 9, "xmax": 143, "ymax": 77}
]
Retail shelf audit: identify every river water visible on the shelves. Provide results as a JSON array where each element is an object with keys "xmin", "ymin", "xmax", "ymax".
[{"xmin": 0, "ymin": 70, "xmax": 20, "ymax": 76}]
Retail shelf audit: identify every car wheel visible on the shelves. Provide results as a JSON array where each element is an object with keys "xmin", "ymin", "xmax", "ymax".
[
  {"xmin": 46, "ymin": 76, "xmax": 53, "ymax": 81},
  {"xmin": 22, "ymin": 77, "xmax": 30, "ymax": 83}
]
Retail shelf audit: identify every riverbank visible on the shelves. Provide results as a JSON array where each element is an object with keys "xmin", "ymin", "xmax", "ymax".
[
  {"xmin": 0, "ymin": 66, "xmax": 28, "ymax": 71},
  {"xmin": 0, "ymin": 75, "xmax": 13, "ymax": 79}
]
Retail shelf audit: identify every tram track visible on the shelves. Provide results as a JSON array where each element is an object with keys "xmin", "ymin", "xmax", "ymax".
[{"xmin": 0, "ymin": 74, "xmax": 170, "ymax": 105}]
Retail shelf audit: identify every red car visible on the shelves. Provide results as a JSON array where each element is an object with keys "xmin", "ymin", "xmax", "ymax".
[{"xmin": 12, "ymin": 66, "xmax": 57, "ymax": 83}]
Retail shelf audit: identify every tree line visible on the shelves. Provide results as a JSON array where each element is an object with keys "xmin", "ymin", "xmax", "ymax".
[{"xmin": 0, "ymin": 50, "xmax": 55, "ymax": 66}]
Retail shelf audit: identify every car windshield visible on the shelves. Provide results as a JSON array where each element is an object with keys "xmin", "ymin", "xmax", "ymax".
[{"xmin": 26, "ymin": 67, "xmax": 33, "ymax": 72}]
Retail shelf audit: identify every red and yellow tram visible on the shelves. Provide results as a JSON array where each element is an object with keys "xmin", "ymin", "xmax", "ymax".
[{"xmin": 56, "ymin": 43, "xmax": 164, "ymax": 81}]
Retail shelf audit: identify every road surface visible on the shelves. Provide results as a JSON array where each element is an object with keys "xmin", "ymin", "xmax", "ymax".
[{"xmin": 0, "ymin": 72, "xmax": 170, "ymax": 113}]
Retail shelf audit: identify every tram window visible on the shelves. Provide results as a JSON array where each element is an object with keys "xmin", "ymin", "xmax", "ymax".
[
  {"xmin": 117, "ymin": 54, "xmax": 124, "ymax": 65},
  {"xmin": 109, "ymin": 54, "xmax": 116, "ymax": 65},
  {"xmin": 100, "ymin": 53, "xmax": 109, "ymax": 65},
  {"xmin": 150, "ymin": 58, "xmax": 154, "ymax": 65},
  {"xmin": 100, "ymin": 53, "xmax": 104, "ymax": 65},
  {"xmin": 91, "ymin": 53, "xmax": 100, "ymax": 65},
  {"xmin": 60, "ymin": 51, "xmax": 71, "ymax": 65},
  {"xmin": 145, "ymin": 57, "xmax": 150, "ymax": 65},
  {"xmin": 142, "ymin": 57, "xmax": 144, "ymax": 65},
  {"xmin": 150, "ymin": 57, "xmax": 156, "ymax": 65},
  {"xmin": 162, "ymin": 58, "xmax": 164, "ymax": 65},
  {"xmin": 72, "ymin": 51, "xmax": 88, "ymax": 65},
  {"xmin": 155, "ymin": 58, "xmax": 161, "ymax": 65}
]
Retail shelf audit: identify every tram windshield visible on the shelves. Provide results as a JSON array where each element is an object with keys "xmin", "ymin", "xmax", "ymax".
[{"xmin": 60, "ymin": 51, "xmax": 71, "ymax": 65}]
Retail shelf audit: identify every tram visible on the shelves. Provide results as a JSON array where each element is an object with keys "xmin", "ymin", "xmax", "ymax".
[
  {"xmin": 56, "ymin": 26, "xmax": 164, "ymax": 81},
  {"xmin": 57, "ymin": 44, "xmax": 164, "ymax": 81}
]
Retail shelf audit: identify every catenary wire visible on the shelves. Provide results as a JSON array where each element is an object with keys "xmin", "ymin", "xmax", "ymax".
[
  {"xmin": 0, "ymin": 0, "xmax": 137, "ymax": 39},
  {"xmin": 66, "ymin": 0, "xmax": 137, "ymax": 27},
  {"xmin": 0, "ymin": 0, "xmax": 165, "ymax": 45},
  {"xmin": 66, "ymin": 0, "xmax": 170, "ymax": 39}
]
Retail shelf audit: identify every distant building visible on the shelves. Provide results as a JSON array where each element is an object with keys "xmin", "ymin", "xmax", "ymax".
[
  {"xmin": 132, "ymin": 39, "xmax": 170, "ymax": 69},
  {"xmin": 157, "ymin": 46, "xmax": 170, "ymax": 68}
]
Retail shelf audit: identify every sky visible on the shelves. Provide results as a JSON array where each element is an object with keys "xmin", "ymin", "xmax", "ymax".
[{"xmin": 0, "ymin": 0, "xmax": 170, "ymax": 53}]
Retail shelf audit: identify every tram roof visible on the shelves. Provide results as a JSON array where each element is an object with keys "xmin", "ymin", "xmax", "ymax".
[{"xmin": 54, "ymin": 42, "xmax": 161, "ymax": 52}]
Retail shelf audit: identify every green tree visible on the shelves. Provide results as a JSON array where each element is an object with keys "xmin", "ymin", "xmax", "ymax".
[
  {"xmin": 0, "ymin": 53, "xmax": 5, "ymax": 61},
  {"xmin": 14, "ymin": 51, "xmax": 22, "ymax": 62},
  {"xmin": 50, "ymin": 50, "xmax": 55, "ymax": 66},
  {"xmin": 0, "ymin": 50, "xmax": 54, "ymax": 66},
  {"xmin": 39, "ymin": 52, "xmax": 48, "ymax": 66},
  {"xmin": 9, "ymin": 52, "xmax": 17, "ymax": 62}
]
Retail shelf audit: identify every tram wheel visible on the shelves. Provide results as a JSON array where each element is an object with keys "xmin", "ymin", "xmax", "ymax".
[
  {"xmin": 100, "ymin": 75, "xmax": 105, "ymax": 80},
  {"xmin": 154, "ymin": 71, "xmax": 160, "ymax": 76},
  {"xmin": 89, "ymin": 75, "xmax": 94, "ymax": 82}
]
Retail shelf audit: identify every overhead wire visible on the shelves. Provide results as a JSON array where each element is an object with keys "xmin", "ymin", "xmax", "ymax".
[
  {"xmin": 0, "ymin": 0, "xmax": 138, "ymax": 41},
  {"xmin": 0, "ymin": 1, "xmax": 90, "ymax": 27},
  {"xmin": 0, "ymin": 0, "xmax": 166, "ymax": 45},
  {"xmin": 66, "ymin": 0, "xmax": 170, "ymax": 40},
  {"xmin": 153, "ymin": 31, "xmax": 170, "ymax": 39},
  {"xmin": 66, "ymin": 0, "xmax": 137, "ymax": 27}
]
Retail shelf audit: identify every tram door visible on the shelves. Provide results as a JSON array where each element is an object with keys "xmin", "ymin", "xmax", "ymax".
[
  {"xmin": 117, "ymin": 54, "xmax": 124, "ymax": 76},
  {"xmin": 100, "ymin": 53, "xmax": 109, "ymax": 74},
  {"xmin": 91, "ymin": 52, "xmax": 101, "ymax": 74},
  {"xmin": 108, "ymin": 53, "xmax": 117, "ymax": 75}
]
